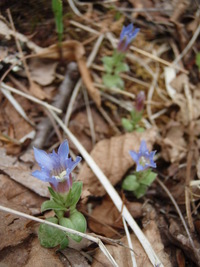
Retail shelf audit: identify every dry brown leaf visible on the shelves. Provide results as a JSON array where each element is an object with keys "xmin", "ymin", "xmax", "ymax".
[
  {"xmin": 33, "ymin": 40, "xmax": 85, "ymax": 61},
  {"xmin": 69, "ymin": 108, "xmax": 110, "ymax": 152},
  {"xmin": 60, "ymin": 247, "xmax": 90, "ymax": 267},
  {"xmin": 0, "ymin": 197, "xmax": 32, "ymax": 250},
  {"xmin": 88, "ymin": 195, "xmax": 142, "ymax": 238},
  {"xmin": 78, "ymin": 128, "xmax": 157, "ymax": 199},
  {"xmin": 29, "ymin": 81, "xmax": 48, "ymax": 100},
  {"xmin": 77, "ymin": 58, "xmax": 101, "ymax": 107},
  {"xmin": 0, "ymin": 148, "xmax": 49, "ymax": 198},
  {"xmin": 0, "ymin": 174, "xmax": 45, "ymax": 215},
  {"xmin": 29, "ymin": 58, "xmax": 58, "ymax": 86},
  {"xmin": 92, "ymin": 220, "xmax": 171, "ymax": 266},
  {"xmin": 24, "ymin": 238, "xmax": 63, "ymax": 267},
  {"xmin": 161, "ymin": 124, "xmax": 187, "ymax": 163}
]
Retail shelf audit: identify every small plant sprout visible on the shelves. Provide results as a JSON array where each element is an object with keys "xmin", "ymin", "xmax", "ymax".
[
  {"xmin": 122, "ymin": 140, "xmax": 157, "ymax": 198},
  {"xmin": 102, "ymin": 23, "xmax": 139, "ymax": 89},
  {"xmin": 32, "ymin": 140, "xmax": 86, "ymax": 249},
  {"xmin": 122, "ymin": 91, "xmax": 145, "ymax": 132}
]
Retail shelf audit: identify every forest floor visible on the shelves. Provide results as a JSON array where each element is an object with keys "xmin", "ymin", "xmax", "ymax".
[{"xmin": 0, "ymin": 0, "xmax": 200, "ymax": 266}]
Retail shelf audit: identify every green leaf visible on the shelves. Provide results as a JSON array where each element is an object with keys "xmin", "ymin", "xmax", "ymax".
[
  {"xmin": 121, "ymin": 118, "xmax": 134, "ymax": 132},
  {"xmin": 52, "ymin": 0, "xmax": 63, "ymax": 43},
  {"xmin": 140, "ymin": 171, "xmax": 157, "ymax": 186},
  {"xmin": 38, "ymin": 217, "xmax": 68, "ymax": 248},
  {"xmin": 134, "ymin": 184, "xmax": 148, "ymax": 198},
  {"xmin": 114, "ymin": 62, "xmax": 129, "ymax": 74},
  {"xmin": 102, "ymin": 56, "xmax": 115, "ymax": 74},
  {"xmin": 130, "ymin": 110, "xmax": 142, "ymax": 125},
  {"xmin": 196, "ymin": 52, "xmax": 200, "ymax": 70},
  {"xmin": 48, "ymin": 187, "xmax": 65, "ymax": 205},
  {"xmin": 122, "ymin": 175, "xmax": 140, "ymax": 191},
  {"xmin": 59, "ymin": 211, "xmax": 86, "ymax": 243},
  {"xmin": 135, "ymin": 127, "xmax": 145, "ymax": 133},
  {"xmin": 103, "ymin": 74, "xmax": 124, "ymax": 89},
  {"xmin": 64, "ymin": 182, "xmax": 82, "ymax": 207},
  {"xmin": 41, "ymin": 200, "xmax": 66, "ymax": 213}
]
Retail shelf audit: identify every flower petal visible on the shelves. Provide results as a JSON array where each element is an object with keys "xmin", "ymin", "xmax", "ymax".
[
  {"xmin": 32, "ymin": 170, "xmax": 51, "ymax": 182},
  {"xmin": 129, "ymin": 151, "xmax": 139, "ymax": 163},
  {"xmin": 58, "ymin": 140, "xmax": 69, "ymax": 167},
  {"xmin": 140, "ymin": 140, "xmax": 148, "ymax": 154},
  {"xmin": 33, "ymin": 147, "xmax": 54, "ymax": 170}
]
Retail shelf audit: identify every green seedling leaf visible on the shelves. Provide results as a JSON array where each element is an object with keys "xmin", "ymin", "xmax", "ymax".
[
  {"xmin": 135, "ymin": 127, "xmax": 145, "ymax": 132},
  {"xmin": 52, "ymin": 0, "xmax": 63, "ymax": 43},
  {"xmin": 48, "ymin": 187, "xmax": 65, "ymax": 205},
  {"xmin": 103, "ymin": 74, "xmax": 124, "ymax": 89},
  {"xmin": 41, "ymin": 200, "xmax": 66, "ymax": 213},
  {"xmin": 140, "ymin": 171, "xmax": 157, "ymax": 186},
  {"xmin": 59, "ymin": 211, "xmax": 86, "ymax": 243},
  {"xmin": 121, "ymin": 118, "xmax": 134, "ymax": 132},
  {"xmin": 196, "ymin": 52, "xmax": 200, "ymax": 70},
  {"xmin": 102, "ymin": 56, "xmax": 115, "ymax": 74},
  {"xmin": 114, "ymin": 62, "xmax": 129, "ymax": 74},
  {"xmin": 134, "ymin": 184, "xmax": 148, "ymax": 199},
  {"xmin": 64, "ymin": 182, "xmax": 82, "ymax": 207},
  {"xmin": 122, "ymin": 175, "xmax": 140, "ymax": 191},
  {"xmin": 38, "ymin": 217, "xmax": 68, "ymax": 248},
  {"xmin": 130, "ymin": 110, "xmax": 142, "ymax": 125}
]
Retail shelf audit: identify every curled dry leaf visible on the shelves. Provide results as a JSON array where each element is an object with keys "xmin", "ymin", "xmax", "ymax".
[
  {"xmin": 29, "ymin": 58, "xmax": 58, "ymax": 86},
  {"xmin": 32, "ymin": 40, "xmax": 101, "ymax": 107},
  {"xmin": 33, "ymin": 40, "xmax": 85, "ymax": 61},
  {"xmin": 77, "ymin": 58, "xmax": 101, "ymax": 107},
  {"xmin": 78, "ymin": 128, "xmax": 158, "ymax": 199}
]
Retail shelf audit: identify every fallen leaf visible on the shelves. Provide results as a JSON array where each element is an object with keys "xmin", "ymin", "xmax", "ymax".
[
  {"xmin": 29, "ymin": 81, "xmax": 48, "ymax": 100},
  {"xmin": 25, "ymin": 237, "xmax": 63, "ymax": 267},
  {"xmin": 59, "ymin": 247, "xmax": 90, "ymax": 267},
  {"xmin": 34, "ymin": 40, "xmax": 85, "ymax": 61},
  {"xmin": 0, "ymin": 148, "xmax": 49, "ymax": 198},
  {"xmin": 88, "ymin": 195, "xmax": 142, "ymax": 238},
  {"xmin": 29, "ymin": 58, "xmax": 58, "ymax": 86},
  {"xmin": 161, "ymin": 123, "xmax": 187, "ymax": 163},
  {"xmin": 0, "ymin": 197, "xmax": 32, "ymax": 250},
  {"xmin": 77, "ymin": 58, "xmax": 101, "ymax": 107},
  {"xmin": 0, "ymin": 173, "xmax": 45, "ymax": 215},
  {"xmin": 78, "ymin": 128, "xmax": 157, "ymax": 199}
]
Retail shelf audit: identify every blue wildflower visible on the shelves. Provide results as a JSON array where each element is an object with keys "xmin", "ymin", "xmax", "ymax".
[
  {"xmin": 129, "ymin": 140, "xmax": 156, "ymax": 172},
  {"xmin": 118, "ymin": 23, "xmax": 140, "ymax": 52},
  {"xmin": 32, "ymin": 140, "xmax": 81, "ymax": 193}
]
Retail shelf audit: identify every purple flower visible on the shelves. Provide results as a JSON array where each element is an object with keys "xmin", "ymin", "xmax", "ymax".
[
  {"xmin": 129, "ymin": 140, "xmax": 156, "ymax": 172},
  {"xmin": 118, "ymin": 23, "xmax": 140, "ymax": 52},
  {"xmin": 32, "ymin": 140, "xmax": 81, "ymax": 193},
  {"xmin": 135, "ymin": 91, "xmax": 145, "ymax": 112}
]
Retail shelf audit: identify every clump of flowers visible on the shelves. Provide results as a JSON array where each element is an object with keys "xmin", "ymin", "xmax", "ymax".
[
  {"xmin": 122, "ymin": 140, "xmax": 157, "ymax": 198},
  {"xmin": 102, "ymin": 23, "xmax": 139, "ymax": 89},
  {"xmin": 32, "ymin": 140, "xmax": 86, "ymax": 249},
  {"xmin": 122, "ymin": 91, "xmax": 145, "ymax": 132}
]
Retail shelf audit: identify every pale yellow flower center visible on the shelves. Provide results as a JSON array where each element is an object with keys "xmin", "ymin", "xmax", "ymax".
[
  {"xmin": 54, "ymin": 170, "xmax": 67, "ymax": 181},
  {"xmin": 139, "ymin": 156, "xmax": 149, "ymax": 166}
]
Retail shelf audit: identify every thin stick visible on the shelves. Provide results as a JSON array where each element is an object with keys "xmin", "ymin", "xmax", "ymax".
[
  {"xmin": 68, "ymin": 0, "xmax": 82, "ymax": 17},
  {"xmin": 156, "ymin": 177, "xmax": 194, "ymax": 248},
  {"xmin": 94, "ymin": 83, "xmax": 135, "ymax": 99},
  {"xmin": 50, "ymin": 110, "xmax": 163, "ymax": 267},
  {"xmin": 0, "ymin": 205, "xmax": 118, "ymax": 267},
  {"xmin": 65, "ymin": 34, "xmax": 104, "ymax": 125},
  {"xmin": 173, "ymin": 24, "xmax": 200, "ymax": 66},
  {"xmin": 1, "ymin": 82, "xmax": 62, "ymax": 114},
  {"xmin": 70, "ymin": 20, "xmax": 100, "ymax": 35},
  {"xmin": 122, "ymin": 217, "xmax": 137, "ymax": 267},
  {"xmin": 82, "ymin": 86, "xmax": 96, "ymax": 145}
]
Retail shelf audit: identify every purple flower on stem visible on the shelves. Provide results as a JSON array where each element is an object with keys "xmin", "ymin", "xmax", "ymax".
[
  {"xmin": 129, "ymin": 140, "xmax": 156, "ymax": 172},
  {"xmin": 32, "ymin": 140, "xmax": 81, "ymax": 193},
  {"xmin": 118, "ymin": 23, "xmax": 140, "ymax": 52}
]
